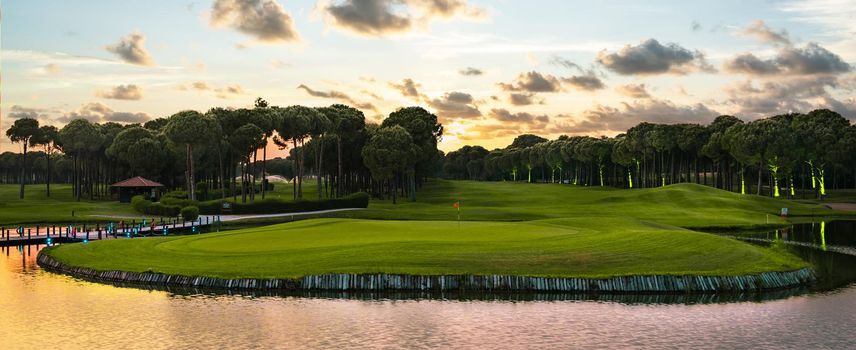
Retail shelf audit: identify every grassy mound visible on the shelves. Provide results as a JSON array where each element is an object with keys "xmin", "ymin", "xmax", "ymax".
[
  {"xmin": 45, "ymin": 217, "xmax": 806, "ymax": 279},
  {"xmin": 342, "ymin": 181, "xmax": 836, "ymax": 228}
]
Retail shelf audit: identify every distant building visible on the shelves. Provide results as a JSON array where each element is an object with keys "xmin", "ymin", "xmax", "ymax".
[{"xmin": 111, "ymin": 176, "xmax": 164, "ymax": 203}]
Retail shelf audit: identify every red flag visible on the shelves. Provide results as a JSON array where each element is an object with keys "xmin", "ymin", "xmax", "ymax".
[{"xmin": 453, "ymin": 201, "xmax": 459, "ymax": 209}]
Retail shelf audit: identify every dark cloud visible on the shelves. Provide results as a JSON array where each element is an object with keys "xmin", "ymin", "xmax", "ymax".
[
  {"xmin": 615, "ymin": 84, "xmax": 651, "ymax": 99},
  {"xmin": 458, "ymin": 67, "xmax": 483, "ymax": 76},
  {"xmin": 388, "ymin": 78, "xmax": 424, "ymax": 99},
  {"xmin": 8, "ymin": 105, "xmax": 54, "ymax": 121},
  {"xmin": 569, "ymin": 99, "xmax": 719, "ymax": 134},
  {"xmin": 489, "ymin": 108, "xmax": 549, "ymax": 124},
  {"xmin": 105, "ymin": 32, "xmax": 154, "ymax": 66},
  {"xmin": 97, "ymin": 84, "xmax": 143, "ymax": 100},
  {"xmin": 722, "ymin": 77, "xmax": 840, "ymax": 117},
  {"xmin": 563, "ymin": 75, "xmax": 605, "ymax": 91},
  {"xmin": 741, "ymin": 20, "xmax": 790, "ymax": 45},
  {"xmin": 211, "ymin": 0, "xmax": 300, "ymax": 43},
  {"xmin": 508, "ymin": 93, "xmax": 542, "ymax": 106},
  {"xmin": 722, "ymin": 53, "xmax": 781, "ymax": 75},
  {"xmin": 297, "ymin": 84, "xmax": 378, "ymax": 111},
  {"xmin": 596, "ymin": 39, "xmax": 714, "ymax": 75},
  {"xmin": 320, "ymin": 0, "xmax": 484, "ymax": 37},
  {"xmin": 723, "ymin": 43, "xmax": 851, "ymax": 76},
  {"xmin": 498, "ymin": 71, "xmax": 563, "ymax": 92},
  {"xmin": 425, "ymin": 91, "xmax": 481, "ymax": 121},
  {"xmin": 59, "ymin": 102, "xmax": 151, "ymax": 124}
]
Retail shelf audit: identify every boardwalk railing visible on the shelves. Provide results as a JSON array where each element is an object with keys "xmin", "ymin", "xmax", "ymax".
[{"xmin": 0, "ymin": 216, "xmax": 223, "ymax": 247}]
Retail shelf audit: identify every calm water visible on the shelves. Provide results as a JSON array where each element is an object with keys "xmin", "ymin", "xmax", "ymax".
[{"xmin": 1, "ymin": 222, "xmax": 855, "ymax": 349}]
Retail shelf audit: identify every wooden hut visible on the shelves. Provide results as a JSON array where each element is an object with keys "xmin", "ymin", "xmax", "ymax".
[{"xmin": 111, "ymin": 176, "xmax": 164, "ymax": 203}]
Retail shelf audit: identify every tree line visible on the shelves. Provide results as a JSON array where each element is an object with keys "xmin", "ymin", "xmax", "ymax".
[
  {"xmin": 4, "ymin": 99, "xmax": 442, "ymax": 204},
  {"xmin": 441, "ymin": 109, "xmax": 856, "ymax": 198}
]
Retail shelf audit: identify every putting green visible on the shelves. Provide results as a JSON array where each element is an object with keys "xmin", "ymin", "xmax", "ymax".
[{"xmin": 45, "ymin": 217, "xmax": 806, "ymax": 279}]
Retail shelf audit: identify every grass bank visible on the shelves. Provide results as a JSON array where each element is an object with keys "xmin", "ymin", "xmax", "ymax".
[{"xmin": 45, "ymin": 217, "xmax": 807, "ymax": 280}]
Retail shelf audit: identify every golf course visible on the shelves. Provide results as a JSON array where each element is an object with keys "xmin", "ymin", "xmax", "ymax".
[{"xmin": 39, "ymin": 180, "xmax": 839, "ymax": 283}]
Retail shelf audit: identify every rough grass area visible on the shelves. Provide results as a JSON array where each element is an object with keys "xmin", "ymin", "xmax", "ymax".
[
  {"xmin": 46, "ymin": 217, "xmax": 807, "ymax": 279},
  {"xmin": 0, "ymin": 185, "xmax": 137, "ymax": 225}
]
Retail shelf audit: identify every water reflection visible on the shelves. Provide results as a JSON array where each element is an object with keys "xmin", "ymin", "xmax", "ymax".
[{"xmin": 2, "ymin": 229, "xmax": 856, "ymax": 349}]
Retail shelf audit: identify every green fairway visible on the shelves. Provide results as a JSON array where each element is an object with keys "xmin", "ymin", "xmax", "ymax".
[
  {"xmin": 45, "ymin": 217, "xmax": 806, "ymax": 279},
  {"xmin": 341, "ymin": 180, "xmax": 840, "ymax": 228}
]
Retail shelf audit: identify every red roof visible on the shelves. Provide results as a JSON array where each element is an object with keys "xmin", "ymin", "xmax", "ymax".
[{"xmin": 111, "ymin": 176, "xmax": 164, "ymax": 188}]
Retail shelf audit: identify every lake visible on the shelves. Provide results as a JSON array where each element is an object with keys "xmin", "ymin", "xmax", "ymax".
[{"xmin": 1, "ymin": 221, "xmax": 854, "ymax": 349}]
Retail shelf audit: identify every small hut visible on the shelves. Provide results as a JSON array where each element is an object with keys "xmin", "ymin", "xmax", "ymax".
[{"xmin": 111, "ymin": 176, "xmax": 164, "ymax": 203}]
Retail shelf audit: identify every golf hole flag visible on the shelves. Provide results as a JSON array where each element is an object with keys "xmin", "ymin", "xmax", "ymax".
[{"xmin": 453, "ymin": 201, "xmax": 460, "ymax": 209}]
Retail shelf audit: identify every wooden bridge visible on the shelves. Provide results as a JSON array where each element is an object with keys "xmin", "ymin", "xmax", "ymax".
[{"xmin": 0, "ymin": 216, "xmax": 222, "ymax": 247}]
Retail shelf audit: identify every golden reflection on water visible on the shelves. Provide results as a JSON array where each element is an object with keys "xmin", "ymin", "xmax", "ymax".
[{"xmin": 1, "ymin": 245, "xmax": 855, "ymax": 349}]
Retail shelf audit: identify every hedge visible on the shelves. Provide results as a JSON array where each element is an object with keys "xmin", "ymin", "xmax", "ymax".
[
  {"xmin": 181, "ymin": 206, "xmax": 200, "ymax": 221},
  {"xmin": 131, "ymin": 192, "xmax": 369, "ymax": 216}
]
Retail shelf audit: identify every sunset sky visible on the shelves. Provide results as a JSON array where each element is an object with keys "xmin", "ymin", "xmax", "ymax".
[{"xmin": 3, "ymin": 0, "xmax": 855, "ymax": 156}]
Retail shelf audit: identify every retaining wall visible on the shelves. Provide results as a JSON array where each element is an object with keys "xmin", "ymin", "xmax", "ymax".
[{"xmin": 37, "ymin": 252, "xmax": 816, "ymax": 293}]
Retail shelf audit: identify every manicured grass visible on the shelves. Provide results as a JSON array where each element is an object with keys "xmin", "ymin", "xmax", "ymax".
[
  {"xmin": 0, "ymin": 184, "xmax": 137, "ymax": 225},
  {"xmin": 340, "ymin": 180, "xmax": 841, "ymax": 228},
  {"xmin": 45, "ymin": 217, "xmax": 807, "ymax": 279}
]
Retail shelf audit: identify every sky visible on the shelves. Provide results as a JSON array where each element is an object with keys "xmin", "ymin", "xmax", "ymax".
[{"xmin": 2, "ymin": 0, "xmax": 855, "ymax": 156}]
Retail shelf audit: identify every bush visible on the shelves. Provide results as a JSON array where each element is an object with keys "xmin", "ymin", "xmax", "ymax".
[
  {"xmin": 145, "ymin": 202, "xmax": 181, "ymax": 217},
  {"xmin": 161, "ymin": 197, "xmax": 198, "ymax": 208},
  {"xmin": 181, "ymin": 206, "xmax": 200, "ymax": 221},
  {"xmin": 162, "ymin": 191, "xmax": 188, "ymax": 200},
  {"xmin": 131, "ymin": 195, "xmax": 152, "ymax": 212},
  {"xmin": 226, "ymin": 192, "xmax": 370, "ymax": 214}
]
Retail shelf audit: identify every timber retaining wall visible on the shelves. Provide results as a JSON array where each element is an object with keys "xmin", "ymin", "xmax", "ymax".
[{"xmin": 37, "ymin": 252, "xmax": 816, "ymax": 293}]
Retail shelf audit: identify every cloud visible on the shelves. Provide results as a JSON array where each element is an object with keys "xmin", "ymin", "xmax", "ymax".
[
  {"xmin": 457, "ymin": 108, "xmax": 550, "ymax": 140},
  {"xmin": 488, "ymin": 108, "xmax": 549, "ymax": 124},
  {"xmin": 741, "ymin": 20, "xmax": 791, "ymax": 45},
  {"xmin": 59, "ymin": 102, "xmax": 151, "ymax": 124},
  {"xmin": 97, "ymin": 84, "xmax": 143, "ymax": 100},
  {"xmin": 215, "ymin": 84, "xmax": 246, "ymax": 99},
  {"xmin": 388, "ymin": 78, "xmax": 424, "ymax": 99},
  {"xmin": 105, "ymin": 32, "xmax": 154, "ymax": 66},
  {"xmin": 458, "ymin": 67, "xmax": 483, "ymax": 76},
  {"xmin": 691, "ymin": 21, "xmax": 702, "ymax": 32},
  {"xmin": 498, "ymin": 71, "xmax": 563, "ymax": 92},
  {"xmin": 210, "ymin": 0, "xmax": 300, "ymax": 43},
  {"xmin": 563, "ymin": 75, "xmax": 605, "ymax": 91},
  {"xmin": 297, "ymin": 84, "xmax": 377, "ymax": 111},
  {"xmin": 615, "ymin": 84, "xmax": 651, "ymax": 99},
  {"xmin": 721, "ymin": 77, "xmax": 841, "ymax": 117},
  {"xmin": 271, "ymin": 59, "xmax": 292, "ymax": 68},
  {"xmin": 8, "ymin": 105, "xmax": 55, "ymax": 122},
  {"xmin": 191, "ymin": 81, "xmax": 211, "ymax": 90},
  {"xmin": 318, "ymin": 0, "xmax": 485, "ymax": 37},
  {"xmin": 596, "ymin": 39, "xmax": 715, "ymax": 75},
  {"xmin": 568, "ymin": 99, "xmax": 719, "ymax": 134},
  {"xmin": 723, "ymin": 42, "xmax": 851, "ymax": 76},
  {"xmin": 425, "ymin": 91, "xmax": 481, "ymax": 120},
  {"xmin": 508, "ymin": 93, "xmax": 542, "ymax": 106}
]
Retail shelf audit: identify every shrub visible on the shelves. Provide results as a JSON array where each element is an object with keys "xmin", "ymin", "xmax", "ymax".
[
  {"xmin": 131, "ymin": 195, "xmax": 152, "ymax": 212},
  {"xmin": 145, "ymin": 202, "xmax": 181, "ymax": 217},
  {"xmin": 161, "ymin": 197, "xmax": 198, "ymax": 208},
  {"xmin": 162, "ymin": 191, "xmax": 188, "ymax": 200},
  {"xmin": 181, "ymin": 206, "xmax": 200, "ymax": 221}
]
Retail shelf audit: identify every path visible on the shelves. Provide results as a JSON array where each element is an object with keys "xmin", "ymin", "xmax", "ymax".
[{"xmin": 823, "ymin": 203, "xmax": 856, "ymax": 212}]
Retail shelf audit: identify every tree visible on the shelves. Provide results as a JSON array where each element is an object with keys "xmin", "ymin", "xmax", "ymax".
[
  {"xmin": 321, "ymin": 104, "xmax": 366, "ymax": 197},
  {"xmin": 164, "ymin": 110, "xmax": 219, "ymax": 201},
  {"xmin": 230, "ymin": 123, "xmax": 265, "ymax": 203},
  {"xmin": 275, "ymin": 105, "xmax": 318, "ymax": 200},
  {"xmin": 382, "ymin": 107, "xmax": 443, "ymax": 201},
  {"xmin": 6, "ymin": 118, "xmax": 40, "ymax": 199},
  {"xmin": 793, "ymin": 109, "xmax": 849, "ymax": 198},
  {"xmin": 509, "ymin": 134, "xmax": 547, "ymax": 149},
  {"xmin": 307, "ymin": 109, "xmax": 332, "ymax": 200},
  {"xmin": 57, "ymin": 119, "xmax": 102, "ymax": 201},
  {"xmin": 32, "ymin": 125, "xmax": 59, "ymax": 197},
  {"xmin": 361, "ymin": 125, "xmax": 417, "ymax": 204}
]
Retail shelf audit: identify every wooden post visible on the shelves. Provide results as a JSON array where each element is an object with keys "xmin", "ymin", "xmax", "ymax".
[{"xmin": 28, "ymin": 229, "xmax": 31, "ymax": 240}]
